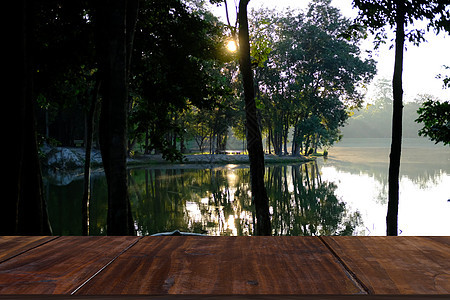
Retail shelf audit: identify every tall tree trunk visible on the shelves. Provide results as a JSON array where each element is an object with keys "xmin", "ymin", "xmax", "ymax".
[
  {"xmin": 82, "ymin": 79, "xmax": 100, "ymax": 236},
  {"xmin": 304, "ymin": 136, "xmax": 310, "ymax": 156},
  {"xmin": 282, "ymin": 115, "xmax": 290, "ymax": 155},
  {"xmin": 95, "ymin": 0, "xmax": 138, "ymax": 235},
  {"xmin": 126, "ymin": 0, "xmax": 139, "ymax": 80},
  {"xmin": 145, "ymin": 130, "xmax": 149, "ymax": 154},
  {"xmin": 292, "ymin": 119, "xmax": 301, "ymax": 156},
  {"xmin": 238, "ymin": 0, "xmax": 271, "ymax": 236},
  {"xmin": 4, "ymin": 0, "xmax": 52, "ymax": 235},
  {"xmin": 272, "ymin": 123, "xmax": 282, "ymax": 156},
  {"xmin": 387, "ymin": 0, "xmax": 405, "ymax": 236}
]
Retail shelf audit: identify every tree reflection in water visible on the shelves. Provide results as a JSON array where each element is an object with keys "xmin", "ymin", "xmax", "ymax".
[
  {"xmin": 44, "ymin": 142, "xmax": 449, "ymax": 236},
  {"xmin": 267, "ymin": 163, "xmax": 361, "ymax": 236},
  {"xmin": 44, "ymin": 162, "xmax": 361, "ymax": 235},
  {"xmin": 128, "ymin": 162, "xmax": 362, "ymax": 236}
]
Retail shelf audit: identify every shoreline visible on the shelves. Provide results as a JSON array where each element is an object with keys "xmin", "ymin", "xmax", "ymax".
[
  {"xmin": 41, "ymin": 147, "xmax": 314, "ymax": 185},
  {"xmin": 128, "ymin": 153, "xmax": 313, "ymax": 167},
  {"xmin": 41, "ymin": 145, "xmax": 313, "ymax": 171}
]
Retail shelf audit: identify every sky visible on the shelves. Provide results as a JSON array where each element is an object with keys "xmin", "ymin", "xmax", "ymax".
[{"xmin": 208, "ymin": 0, "xmax": 450, "ymax": 103}]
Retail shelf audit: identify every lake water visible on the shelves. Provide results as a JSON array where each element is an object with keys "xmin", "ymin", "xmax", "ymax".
[{"xmin": 44, "ymin": 138, "xmax": 450, "ymax": 236}]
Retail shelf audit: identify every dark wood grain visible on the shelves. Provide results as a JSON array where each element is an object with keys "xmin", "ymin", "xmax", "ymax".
[
  {"xmin": 2, "ymin": 236, "xmax": 448, "ymax": 296},
  {"xmin": 0, "ymin": 236, "xmax": 140, "ymax": 294},
  {"xmin": 76, "ymin": 236, "xmax": 365, "ymax": 295},
  {"xmin": 321, "ymin": 236, "xmax": 450, "ymax": 294},
  {"xmin": 0, "ymin": 236, "xmax": 58, "ymax": 263}
]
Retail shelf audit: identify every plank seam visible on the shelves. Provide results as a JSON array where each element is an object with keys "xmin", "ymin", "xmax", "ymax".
[
  {"xmin": 0, "ymin": 236, "xmax": 61, "ymax": 264},
  {"xmin": 70, "ymin": 236, "xmax": 144, "ymax": 295},
  {"xmin": 318, "ymin": 236, "xmax": 371, "ymax": 295}
]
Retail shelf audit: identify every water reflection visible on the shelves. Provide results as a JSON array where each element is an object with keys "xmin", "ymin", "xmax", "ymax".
[
  {"xmin": 267, "ymin": 164, "xmax": 361, "ymax": 236},
  {"xmin": 44, "ymin": 142, "xmax": 450, "ymax": 236},
  {"xmin": 127, "ymin": 163, "xmax": 361, "ymax": 236},
  {"xmin": 45, "ymin": 175, "xmax": 108, "ymax": 235},
  {"xmin": 319, "ymin": 141, "xmax": 450, "ymax": 235},
  {"xmin": 45, "ymin": 162, "xmax": 361, "ymax": 236}
]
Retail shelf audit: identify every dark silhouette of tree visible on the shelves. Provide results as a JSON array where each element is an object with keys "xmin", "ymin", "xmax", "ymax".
[
  {"xmin": 386, "ymin": 0, "xmax": 406, "ymax": 237},
  {"xmin": 238, "ymin": 0, "xmax": 271, "ymax": 235},
  {"xmin": 5, "ymin": 0, "xmax": 52, "ymax": 235},
  {"xmin": 352, "ymin": 0, "xmax": 450, "ymax": 235},
  {"xmin": 94, "ymin": 0, "xmax": 138, "ymax": 235}
]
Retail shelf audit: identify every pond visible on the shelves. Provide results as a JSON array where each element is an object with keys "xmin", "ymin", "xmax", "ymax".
[{"xmin": 44, "ymin": 138, "xmax": 450, "ymax": 236}]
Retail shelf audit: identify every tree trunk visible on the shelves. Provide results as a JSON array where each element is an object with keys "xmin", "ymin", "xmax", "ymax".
[
  {"xmin": 126, "ymin": 0, "xmax": 139, "ymax": 81},
  {"xmin": 4, "ymin": 0, "xmax": 52, "ymax": 235},
  {"xmin": 180, "ymin": 135, "xmax": 187, "ymax": 154},
  {"xmin": 272, "ymin": 124, "xmax": 282, "ymax": 156},
  {"xmin": 238, "ymin": 0, "xmax": 271, "ymax": 236},
  {"xmin": 82, "ymin": 79, "xmax": 100, "ymax": 236},
  {"xmin": 95, "ymin": 0, "xmax": 137, "ymax": 235},
  {"xmin": 304, "ymin": 136, "xmax": 310, "ymax": 156},
  {"xmin": 292, "ymin": 119, "xmax": 302, "ymax": 156},
  {"xmin": 387, "ymin": 0, "xmax": 405, "ymax": 236},
  {"xmin": 283, "ymin": 116, "xmax": 289, "ymax": 155}
]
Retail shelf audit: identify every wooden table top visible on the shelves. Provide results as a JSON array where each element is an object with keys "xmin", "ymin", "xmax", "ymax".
[{"xmin": 0, "ymin": 236, "xmax": 448, "ymax": 296}]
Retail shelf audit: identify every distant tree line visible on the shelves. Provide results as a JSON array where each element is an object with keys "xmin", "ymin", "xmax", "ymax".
[{"xmin": 341, "ymin": 78, "xmax": 441, "ymax": 139}]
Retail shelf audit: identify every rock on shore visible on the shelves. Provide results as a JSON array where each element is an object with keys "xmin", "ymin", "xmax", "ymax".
[{"xmin": 40, "ymin": 145, "xmax": 103, "ymax": 170}]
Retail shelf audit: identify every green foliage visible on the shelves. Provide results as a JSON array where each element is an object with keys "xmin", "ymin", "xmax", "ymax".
[
  {"xmin": 436, "ymin": 65, "xmax": 450, "ymax": 89},
  {"xmin": 32, "ymin": 1, "xmax": 97, "ymax": 145},
  {"xmin": 249, "ymin": 9, "xmax": 276, "ymax": 67},
  {"xmin": 32, "ymin": 0, "xmax": 241, "ymax": 160},
  {"xmin": 352, "ymin": 0, "xmax": 450, "ymax": 48},
  {"xmin": 416, "ymin": 100, "xmax": 450, "ymax": 146},
  {"xmin": 128, "ymin": 0, "xmax": 233, "ymax": 160},
  {"xmin": 250, "ymin": 0, "xmax": 376, "ymax": 155}
]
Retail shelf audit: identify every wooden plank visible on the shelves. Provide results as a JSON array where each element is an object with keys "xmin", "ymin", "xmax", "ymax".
[
  {"xmin": 321, "ymin": 236, "xmax": 450, "ymax": 294},
  {"xmin": 2, "ymin": 296, "xmax": 450, "ymax": 300},
  {"xmin": 76, "ymin": 236, "xmax": 365, "ymax": 295},
  {"xmin": 0, "ymin": 236, "xmax": 139, "ymax": 294},
  {"xmin": 0, "ymin": 236, "xmax": 58, "ymax": 263}
]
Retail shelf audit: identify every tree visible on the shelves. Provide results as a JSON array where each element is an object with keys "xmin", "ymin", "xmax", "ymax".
[
  {"xmin": 352, "ymin": 0, "xmax": 450, "ymax": 235},
  {"xmin": 26, "ymin": 0, "xmax": 100, "ymax": 235},
  {"xmin": 82, "ymin": 76, "xmax": 101, "ymax": 235},
  {"xmin": 238, "ymin": 0, "xmax": 271, "ymax": 235},
  {"xmin": 416, "ymin": 67, "xmax": 450, "ymax": 146},
  {"xmin": 32, "ymin": 1, "xmax": 97, "ymax": 148},
  {"xmin": 251, "ymin": 1, "xmax": 375, "ymax": 156},
  {"xmin": 94, "ymin": 0, "xmax": 138, "ymax": 235},
  {"xmin": 5, "ymin": 0, "xmax": 52, "ymax": 235},
  {"xmin": 416, "ymin": 100, "xmax": 450, "ymax": 145},
  {"xmin": 129, "ymin": 0, "xmax": 229, "ymax": 160}
]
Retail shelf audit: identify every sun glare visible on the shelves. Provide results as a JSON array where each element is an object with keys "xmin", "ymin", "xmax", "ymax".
[{"xmin": 226, "ymin": 40, "xmax": 237, "ymax": 52}]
